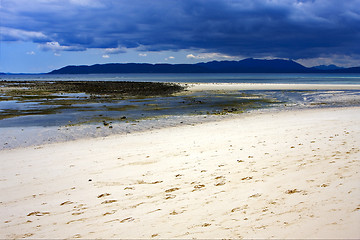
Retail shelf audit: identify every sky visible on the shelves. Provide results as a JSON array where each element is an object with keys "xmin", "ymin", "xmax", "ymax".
[{"xmin": 1, "ymin": 0, "xmax": 360, "ymax": 73}]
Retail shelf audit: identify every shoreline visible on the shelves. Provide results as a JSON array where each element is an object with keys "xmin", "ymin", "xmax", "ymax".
[
  {"xmin": 1, "ymin": 104, "xmax": 359, "ymax": 151},
  {"xmin": 181, "ymin": 82, "xmax": 360, "ymax": 91},
  {"xmin": 1, "ymin": 106, "xmax": 359, "ymax": 239},
  {"xmin": 1, "ymin": 82, "xmax": 360, "ymax": 150},
  {"xmin": 0, "ymin": 113, "xmax": 234, "ymax": 150}
]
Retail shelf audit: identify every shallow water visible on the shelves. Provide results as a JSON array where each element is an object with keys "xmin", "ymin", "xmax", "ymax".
[
  {"xmin": 0, "ymin": 89, "xmax": 280, "ymax": 127},
  {"xmin": 1, "ymin": 88, "xmax": 360, "ymax": 128},
  {"xmin": 1, "ymin": 73, "xmax": 360, "ymax": 139}
]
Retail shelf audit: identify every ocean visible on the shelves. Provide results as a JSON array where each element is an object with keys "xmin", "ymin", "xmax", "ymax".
[{"xmin": 2, "ymin": 73, "xmax": 360, "ymax": 84}]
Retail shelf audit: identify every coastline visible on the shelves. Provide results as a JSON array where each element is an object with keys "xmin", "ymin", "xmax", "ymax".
[
  {"xmin": 1, "ymin": 82, "xmax": 360, "ymax": 150},
  {"xmin": 1, "ymin": 106, "xmax": 359, "ymax": 239},
  {"xmin": 181, "ymin": 82, "xmax": 360, "ymax": 91}
]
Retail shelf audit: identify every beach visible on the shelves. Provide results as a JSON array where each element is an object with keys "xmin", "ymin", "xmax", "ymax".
[
  {"xmin": 1, "ymin": 96, "xmax": 360, "ymax": 238},
  {"xmin": 2, "ymin": 0, "xmax": 360, "ymax": 238},
  {"xmin": 183, "ymin": 82, "xmax": 360, "ymax": 91}
]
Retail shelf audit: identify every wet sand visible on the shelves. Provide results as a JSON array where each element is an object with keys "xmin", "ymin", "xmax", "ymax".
[{"xmin": 1, "ymin": 106, "xmax": 359, "ymax": 239}]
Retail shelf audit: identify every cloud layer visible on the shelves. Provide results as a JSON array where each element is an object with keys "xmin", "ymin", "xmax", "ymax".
[{"xmin": 1, "ymin": 0, "xmax": 360, "ymax": 60}]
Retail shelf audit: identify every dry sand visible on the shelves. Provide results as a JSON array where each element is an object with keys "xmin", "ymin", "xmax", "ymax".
[
  {"xmin": 1, "ymin": 107, "xmax": 360, "ymax": 239},
  {"xmin": 182, "ymin": 82, "xmax": 360, "ymax": 91}
]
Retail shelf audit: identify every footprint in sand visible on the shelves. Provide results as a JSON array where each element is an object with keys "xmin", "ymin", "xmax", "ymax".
[
  {"xmin": 101, "ymin": 200, "xmax": 117, "ymax": 204},
  {"xmin": 72, "ymin": 212, "xmax": 84, "ymax": 216},
  {"xmin": 214, "ymin": 176, "xmax": 225, "ymax": 187},
  {"xmin": 285, "ymin": 189, "xmax": 301, "ymax": 194},
  {"xmin": 22, "ymin": 233, "xmax": 34, "ymax": 238},
  {"xmin": 249, "ymin": 193, "xmax": 261, "ymax": 198},
  {"xmin": 231, "ymin": 207, "xmax": 241, "ymax": 213},
  {"xmin": 131, "ymin": 202, "xmax": 145, "ymax": 208},
  {"xmin": 231, "ymin": 204, "xmax": 248, "ymax": 213},
  {"xmin": 119, "ymin": 217, "xmax": 134, "ymax": 223},
  {"xmin": 137, "ymin": 180, "xmax": 163, "ymax": 184},
  {"xmin": 148, "ymin": 208, "xmax": 161, "ymax": 214},
  {"xmin": 192, "ymin": 184, "xmax": 205, "ymax": 191},
  {"xmin": 215, "ymin": 182, "xmax": 226, "ymax": 186},
  {"xmin": 169, "ymin": 210, "xmax": 179, "ymax": 215},
  {"xmin": 67, "ymin": 218, "xmax": 86, "ymax": 224},
  {"xmin": 103, "ymin": 210, "xmax": 117, "ymax": 216},
  {"xmin": 97, "ymin": 193, "xmax": 111, "ymax": 198},
  {"xmin": 60, "ymin": 201, "xmax": 73, "ymax": 206},
  {"xmin": 27, "ymin": 211, "xmax": 50, "ymax": 216},
  {"xmin": 165, "ymin": 187, "xmax": 180, "ymax": 193},
  {"xmin": 353, "ymin": 206, "xmax": 360, "ymax": 212},
  {"xmin": 150, "ymin": 181, "xmax": 163, "ymax": 184},
  {"xmin": 241, "ymin": 176, "xmax": 253, "ymax": 180},
  {"xmin": 71, "ymin": 204, "xmax": 87, "ymax": 215},
  {"xmin": 165, "ymin": 194, "xmax": 176, "ymax": 200}
]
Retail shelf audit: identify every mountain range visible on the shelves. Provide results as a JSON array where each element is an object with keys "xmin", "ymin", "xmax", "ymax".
[
  {"xmin": 48, "ymin": 58, "xmax": 360, "ymax": 74},
  {"xmin": 2, "ymin": 58, "xmax": 359, "ymax": 75},
  {"xmin": 311, "ymin": 64, "xmax": 344, "ymax": 70}
]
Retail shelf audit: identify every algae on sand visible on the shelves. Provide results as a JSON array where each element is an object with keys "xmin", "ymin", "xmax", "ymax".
[{"xmin": 0, "ymin": 81, "xmax": 283, "ymax": 127}]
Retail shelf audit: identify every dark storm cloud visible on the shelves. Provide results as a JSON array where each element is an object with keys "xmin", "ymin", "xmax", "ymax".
[{"xmin": 1, "ymin": 0, "xmax": 360, "ymax": 59}]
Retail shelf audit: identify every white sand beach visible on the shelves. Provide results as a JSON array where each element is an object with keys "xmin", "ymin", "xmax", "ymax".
[
  {"xmin": 1, "ymin": 104, "xmax": 360, "ymax": 239},
  {"xmin": 182, "ymin": 82, "xmax": 360, "ymax": 91}
]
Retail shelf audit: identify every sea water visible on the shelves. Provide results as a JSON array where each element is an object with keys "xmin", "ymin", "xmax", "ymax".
[{"xmin": 2, "ymin": 73, "xmax": 360, "ymax": 84}]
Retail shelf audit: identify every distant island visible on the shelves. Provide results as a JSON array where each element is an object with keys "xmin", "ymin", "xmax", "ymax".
[{"xmin": 45, "ymin": 58, "xmax": 360, "ymax": 74}]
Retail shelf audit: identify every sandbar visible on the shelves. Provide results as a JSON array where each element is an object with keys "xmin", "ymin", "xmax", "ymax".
[{"xmin": 182, "ymin": 82, "xmax": 360, "ymax": 91}]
